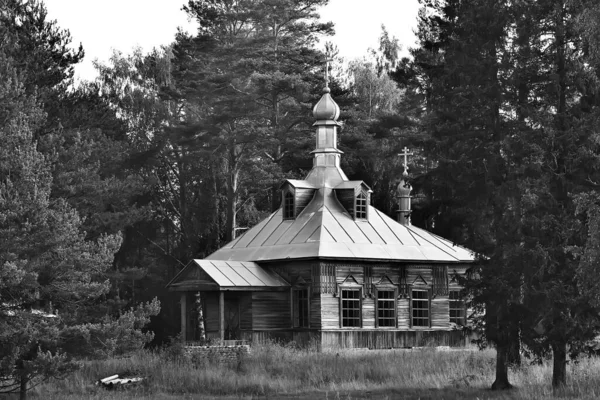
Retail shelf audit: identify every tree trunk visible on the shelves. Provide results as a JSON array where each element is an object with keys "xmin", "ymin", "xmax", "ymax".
[
  {"xmin": 196, "ymin": 292, "xmax": 206, "ymax": 341},
  {"xmin": 507, "ymin": 324, "xmax": 521, "ymax": 367},
  {"xmin": 19, "ymin": 374, "xmax": 27, "ymax": 400},
  {"xmin": 225, "ymin": 179, "xmax": 236, "ymax": 242},
  {"xmin": 225, "ymin": 138, "xmax": 239, "ymax": 243},
  {"xmin": 552, "ymin": 341, "xmax": 567, "ymax": 389},
  {"xmin": 491, "ymin": 343, "xmax": 512, "ymax": 390}
]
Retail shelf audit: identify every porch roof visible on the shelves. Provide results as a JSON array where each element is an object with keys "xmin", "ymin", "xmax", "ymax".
[{"xmin": 167, "ymin": 260, "xmax": 290, "ymax": 292}]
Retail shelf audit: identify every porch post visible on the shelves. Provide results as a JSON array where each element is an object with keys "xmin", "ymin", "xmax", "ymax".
[
  {"xmin": 219, "ymin": 291, "xmax": 225, "ymax": 341},
  {"xmin": 180, "ymin": 292, "xmax": 187, "ymax": 342}
]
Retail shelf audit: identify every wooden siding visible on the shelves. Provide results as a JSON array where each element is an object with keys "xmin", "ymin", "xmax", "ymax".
[
  {"xmin": 335, "ymin": 189, "xmax": 355, "ymax": 216},
  {"xmin": 337, "ymin": 264, "xmax": 364, "ymax": 284},
  {"xmin": 431, "ymin": 296, "xmax": 450, "ymax": 328},
  {"xmin": 256, "ymin": 261, "xmax": 473, "ymax": 335},
  {"xmin": 310, "ymin": 294, "xmax": 322, "ymax": 329},
  {"xmin": 321, "ymin": 294, "xmax": 339, "ymax": 329},
  {"xmin": 295, "ymin": 188, "xmax": 315, "ymax": 216},
  {"xmin": 362, "ymin": 296, "xmax": 375, "ymax": 328},
  {"xmin": 320, "ymin": 330, "xmax": 466, "ymax": 349},
  {"xmin": 407, "ymin": 265, "xmax": 433, "ymax": 285},
  {"xmin": 397, "ymin": 298, "xmax": 410, "ymax": 328},
  {"xmin": 252, "ymin": 292, "xmax": 290, "ymax": 330},
  {"xmin": 239, "ymin": 293, "xmax": 252, "ymax": 331},
  {"xmin": 204, "ymin": 292, "xmax": 219, "ymax": 334}
]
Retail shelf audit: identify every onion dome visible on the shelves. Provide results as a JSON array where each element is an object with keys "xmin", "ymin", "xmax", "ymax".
[{"xmin": 312, "ymin": 88, "xmax": 340, "ymax": 121}]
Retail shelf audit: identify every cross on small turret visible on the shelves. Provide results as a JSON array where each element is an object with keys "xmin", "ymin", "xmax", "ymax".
[
  {"xmin": 398, "ymin": 146, "xmax": 413, "ymax": 177},
  {"xmin": 324, "ymin": 56, "xmax": 334, "ymax": 89}
]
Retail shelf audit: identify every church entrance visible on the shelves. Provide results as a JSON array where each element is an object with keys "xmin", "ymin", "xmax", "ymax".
[{"xmin": 223, "ymin": 293, "xmax": 240, "ymax": 340}]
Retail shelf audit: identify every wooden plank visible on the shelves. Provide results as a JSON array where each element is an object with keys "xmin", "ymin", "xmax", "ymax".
[
  {"xmin": 319, "ymin": 330, "xmax": 465, "ymax": 350},
  {"xmin": 239, "ymin": 293, "xmax": 252, "ymax": 331},
  {"xmin": 295, "ymin": 188, "xmax": 316, "ymax": 215},
  {"xmin": 397, "ymin": 298, "xmax": 410, "ymax": 329},
  {"xmin": 204, "ymin": 293, "xmax": 219, "ymax": 334},
  {"xmin": 363, "ymin": 297, "xmax": 375, "ymax": 328},
  {"xmin": 321, "ymin": 295, "xmax": 339, "ymax": 329},
  {"xmin": 251, "ymin": 292, "xmax": 291, "ymax": 330},
  {"xmin": 337, "ymin": 264, "xmax": 364, "ymax": 284},
  {"xmin": 310, "ymin": 294, "xmax": 321, "ymax": 329},
  {"xmin": 431, "ymin": 296, "xmax": 450, "ymax": 329}
]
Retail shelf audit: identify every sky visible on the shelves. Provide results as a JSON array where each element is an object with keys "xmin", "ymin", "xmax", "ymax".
[{"xmin": 43, "ymin": 0, "xmax": 421, "ymax": 82}]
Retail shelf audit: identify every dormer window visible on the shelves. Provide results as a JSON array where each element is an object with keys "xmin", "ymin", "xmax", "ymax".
[
  {"xmin": 334, "ymin": 181, "xmax": 372, "ymax": 221},
  {"xmin": 283, "ymin": 191, "xmax": 295, "ymax": 219},
  {"xmin": 355, "ymin": 192, "xmax": 368, "ymax": 219},
  {"xmin": 280, "ymin": 180, "xmax": 317, "ymax": 220}
]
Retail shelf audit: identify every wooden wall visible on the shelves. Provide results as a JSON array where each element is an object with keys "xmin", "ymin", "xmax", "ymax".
[
  {"xmin": 204, "ymin": 292, "xmax": 219, "ymax": 336},
  {"xmin": 295, "ymin": 188, "xmax": 315, "ymax": 215},
  {"xmin": 320, "ymin": 330, "xmax": 466, "ymax": 349},
  {"xmin": 252, "ymin": 292, "xmax": 290, "ymax": 330},
  {"xmin": 193, "ymin": 261, "xmax": 472, "ymax": 347},
  {"xmin": 311, "ymin": 261, "xmax": 469, "ymax": 331}
]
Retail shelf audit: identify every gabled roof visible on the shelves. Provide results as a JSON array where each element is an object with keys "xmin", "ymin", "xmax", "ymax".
[
  {"xmin": 280, "ymin": 179, "xmax": 317, "ymax": 189},
  {"xmin": 334, "ymin": 180, "xmax": 372, "ymax": 192},
  {"xmin": 206, "ymin": 188, "xmax": 475, "ymax": 264},
  {"xmin": 167, "ymin": 260, "xmax": 290, "ymax": 291}
]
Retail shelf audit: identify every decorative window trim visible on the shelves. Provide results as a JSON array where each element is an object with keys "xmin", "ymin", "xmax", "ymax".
[
  {"xmin": 339, "ymin": 285, "xmax": 362, "ymax": 328},
  {"xmin": 283, "ymin": 190, "xmax": 295, "ymax": 220},
  {"xmin": 375, "ymin": 286, "xmax": 398, "ymax": 328},
  {"xmin": 410, "ymin": 288, "xmax": 432, "ymax": 328}
]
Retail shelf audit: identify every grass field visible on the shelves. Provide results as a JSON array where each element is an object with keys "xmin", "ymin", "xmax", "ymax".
[{"xmin": 22, "ymin": 342, "xmax": 600, "ymax": 399}]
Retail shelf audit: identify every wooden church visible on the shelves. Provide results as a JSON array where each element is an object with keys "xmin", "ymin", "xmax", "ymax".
[{"xmin": 167, "ymin": 83, "xmax": 476, "ymax": 349}]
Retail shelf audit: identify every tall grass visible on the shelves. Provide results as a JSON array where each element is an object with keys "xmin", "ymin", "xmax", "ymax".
[{"xmin": 28, "ymin": 342, "xmax": 600, "ymax": 399}]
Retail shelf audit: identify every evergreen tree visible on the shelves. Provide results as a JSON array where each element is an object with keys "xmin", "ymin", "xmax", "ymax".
[{"xmin": 0, "ymin": 33, "xmax": 158, "ymax": 400}]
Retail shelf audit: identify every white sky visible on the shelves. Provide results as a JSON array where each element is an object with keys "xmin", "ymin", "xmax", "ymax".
[{"xmin": 43, "ymin": 0, "xmax": 421, "ymax": 82}]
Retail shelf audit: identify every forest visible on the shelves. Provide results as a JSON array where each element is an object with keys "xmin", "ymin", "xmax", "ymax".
[{"xmin": 2, "ymin": 0, "xmax": 600, "ymax": 398}]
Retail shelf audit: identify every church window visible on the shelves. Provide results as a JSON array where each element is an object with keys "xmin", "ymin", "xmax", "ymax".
[
  {"xmin": 376, "ymin": 289, "xmax": 397, "ymax": 327},
  {"xmin": 340, "ymin": 288, "xmax": 362, "ymax": 327},
  {"xmin": 355, "ymin": 192, "xmax": 368, "ymax": 219},
  {"xmin": 411, "ymin": 289, "xmax": 430, "ymax": 327},
  {"xmin": 293, "ymin": 288, "xmax": 310, "ymax": 328},
  {"xmin": 449, "ymin": 290, "xmax": 466, "ymax": 325},
  {"xmin": 283, "ymin": 191, "xmax": 295, "ymax": 219}
]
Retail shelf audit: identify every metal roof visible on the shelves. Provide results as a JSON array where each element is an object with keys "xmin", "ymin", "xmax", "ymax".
[
  {"xmin": 167, "ymin": 260, "xmax": 290, "ymax": 291},
  {"xmin": 199, "ymin": 88, "xmax": 475, "ymax": 266},
  {"xmin": 206, "ymin": 188, "xmax": 475, "ymax": 264}
]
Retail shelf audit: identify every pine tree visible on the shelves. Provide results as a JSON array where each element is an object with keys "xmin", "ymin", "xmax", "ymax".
[{"xmin": 0, "ymin": 46, "xmax": 158, "ymax": 400}]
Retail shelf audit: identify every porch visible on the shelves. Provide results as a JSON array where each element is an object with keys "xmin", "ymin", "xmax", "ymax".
[{"xmin": 166, "ymin": 259, "xmax": 290, "ymax": 342}]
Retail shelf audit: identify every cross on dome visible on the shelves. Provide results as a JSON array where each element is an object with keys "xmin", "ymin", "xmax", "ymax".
[
  {"xmin": 324, "ymin": 56, "xmax": 334, "ymax": 91},
  {"xmin": 398, "ymin": 146, "xmax": 413, "ymax": 178}
]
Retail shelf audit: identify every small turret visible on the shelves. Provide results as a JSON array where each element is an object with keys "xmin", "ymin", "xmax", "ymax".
[{"xmin": 305, "ymin": 57, "xmax": 347, "ymax": 188}]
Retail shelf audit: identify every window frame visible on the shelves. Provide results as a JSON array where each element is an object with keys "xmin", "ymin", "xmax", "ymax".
[
  {"xmin": 354, "ymin": 190, "xmax": 368, "ymax": 220},
  {"xmin": 283, "ymin": 190, "xmax": 295, "ymax": 220},
  {"xmin": 292, "ymin": 287, "xmax": 310, "ymax": 328},
  {"xmin": 375, "ymin": 286, "xmax": 398, "ymax": 328},
  {"xmin": 449, "ymin": 289, "xmax": 466, "ymax": 326},
  {"xmin": 410, "ymin": 288, "xmax": 431, "ymax": 328},
  {"xmin": 339, "ymin": 286, "xmax": 362, "ymax": 328}
]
